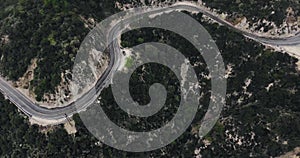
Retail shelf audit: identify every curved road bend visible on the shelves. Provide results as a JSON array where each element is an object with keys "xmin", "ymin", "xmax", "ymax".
[{"xmin": 0, "ymin": 2, "xmax": 299, "ymax": 124}]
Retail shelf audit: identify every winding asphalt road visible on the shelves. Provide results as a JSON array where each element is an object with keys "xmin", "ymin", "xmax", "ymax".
[{"xmin": 0, "ymin": 2, "xmax": 299, "ymax": 124}]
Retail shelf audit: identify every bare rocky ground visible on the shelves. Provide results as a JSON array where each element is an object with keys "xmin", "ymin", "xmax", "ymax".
[
  {"xmin": 5, "ymin": 0, "xmax": 299, "ymax": 109},
  {"xmin": 117, "ymin": 0, "xmax": 300, "ymax": 155},
  {"xmin": 3, "ymin": 1, "xmax": 300, "ymax": 140},
  {"xmin": 117, "ymin": 0, "xmax": 300, "ymax": 59},
  {"xmin": 64, "ymin": 120, "xmax": 77, "ymax": 135},
  {"xmin": 277, "ymin": 147, "xmax": 300, "ymax": 158},
  {"xmin": 11, "ymin": 55, "xmax": 109, "ymax": 108},
  {"xmin": 7, "ymin": 16, "xmax": 109, "ymax": 109}
]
